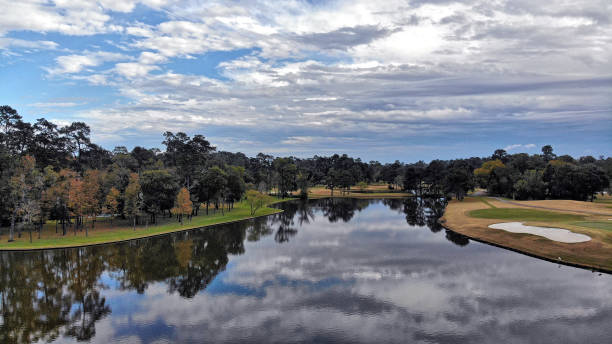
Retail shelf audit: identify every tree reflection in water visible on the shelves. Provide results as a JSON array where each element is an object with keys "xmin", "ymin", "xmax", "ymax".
[
  {"xmin": 0, "ymin": 197, "xmax": 453, "ymax": 343},
  {"xmin": 0, "ymin": 220, "xmax": 251, "ymax": 342},
  {"xmin": 319, "ymin": 198, "xmax": 369, "ymax": 223},
  {"xmin": 269, "ymin": 201, "xmax": 299, "ymax": 243},
  {"xmin": 384, "ymin": 197, "xmax": 447, "ymax": 232}
]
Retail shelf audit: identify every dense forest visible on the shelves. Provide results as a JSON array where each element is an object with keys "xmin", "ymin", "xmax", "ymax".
[{"xmin": 1, "ymin": 105, "xmax": 610, "ymax": 240}]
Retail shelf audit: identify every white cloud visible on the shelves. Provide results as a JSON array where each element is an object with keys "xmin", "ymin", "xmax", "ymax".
[
  {"xmin": 46, "ymin": 51, "xmax": 128, "ymax": 75},
  {"xmin": 131, "ymin": 20, "xmax": 256, "ymax": 58},
  {"xmin": 30, "ymin": 101, "xmax": 81, "ymax": 108},
  {"xmin": 139, "ymin": 51, "xmax": 168, "ymax": 64},
  {"xmin": 0, "ymin": 37, "xmax": 58, "ymax": 50},
  {"xmin": 504, "ymin": 144, "xmax": 537, "ymax": 151},
  {"xmin": 282, "ymin": 136, "xmax": 314, "ymax": 145},
  {"xmin": 115, "ymin": 62, "xmax": 159, "ymax": 78},
  {"xmin": 303, "ymin": 97, "xmax": 338, "ymax": 102},
  {"xmin": 0, "ymin": 0, "xmax": 112, "ymax": 36}
]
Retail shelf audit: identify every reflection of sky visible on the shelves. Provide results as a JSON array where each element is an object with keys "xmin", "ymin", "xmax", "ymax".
[{"xmin": 53, "ymin": 200, "xmax": 612, "ymax": 344}]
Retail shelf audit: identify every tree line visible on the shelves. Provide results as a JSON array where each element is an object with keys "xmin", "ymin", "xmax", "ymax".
[{"xmin": 1, "ymin": 105, "xmax": 611, "ymax": 241}]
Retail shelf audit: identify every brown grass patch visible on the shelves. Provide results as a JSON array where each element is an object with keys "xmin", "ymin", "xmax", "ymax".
[{"xmin": 294, "ymin": 185, "xmax": 412, "ymax": 199}]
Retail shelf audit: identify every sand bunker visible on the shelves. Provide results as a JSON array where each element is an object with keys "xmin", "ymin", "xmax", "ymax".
[{"xmin": 488, "ymin": 222, "xmax": 591, "ymax": 243}]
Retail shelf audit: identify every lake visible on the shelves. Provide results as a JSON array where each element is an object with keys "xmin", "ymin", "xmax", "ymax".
[{"xmin": 1, "ymin": 198, "xmax": 610, "ymax": 343}]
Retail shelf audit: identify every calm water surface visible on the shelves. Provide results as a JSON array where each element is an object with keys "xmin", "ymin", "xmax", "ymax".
[{"xmin": 1, "ymin": 198, "xmax": 610, "ymax": 343}]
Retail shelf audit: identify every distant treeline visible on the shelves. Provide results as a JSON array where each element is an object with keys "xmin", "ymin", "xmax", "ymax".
[{"xmin": 1, "ymin": 105, "xmax": 610, "ymax": 236}]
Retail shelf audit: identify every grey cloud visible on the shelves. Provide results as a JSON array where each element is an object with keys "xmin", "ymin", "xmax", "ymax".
[
  {"xmin": 295, "ymin": 25, "xmax": 397, "ymax": 51},
  {"xmin": 439, "ymin": 14, "xmax": 468, "ymax": 25}
]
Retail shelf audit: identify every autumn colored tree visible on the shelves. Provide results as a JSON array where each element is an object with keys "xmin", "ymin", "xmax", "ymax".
[
  {"xmin": 172, "ymin": 187, "xmax": 193, "ymax": 225},
  {"xmin": 104, "ymin": 187, "xmax": 121, "ymax": 226},
  {"xmin": 474, "ymin": 159, "xmax": 505, "ymax": 188},
  {"xmin": 124, "ymin": 173, "xmax": 143, "ymax": 230},
  {"xmin": 82, "ymin": 170, "xmax": 102, "ymax": 235}
]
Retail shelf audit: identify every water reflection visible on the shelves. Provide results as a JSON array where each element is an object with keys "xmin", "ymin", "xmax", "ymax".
[
  {"xmin": 383, "ymin": 197, "xmax": 446, "ymax": 232},
  {"xmin": 0, "ymin": 198, "xmax": 610, "ymax": 343}
]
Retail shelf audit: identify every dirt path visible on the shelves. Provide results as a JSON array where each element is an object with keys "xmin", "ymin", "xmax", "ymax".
[{"xmin": 491, "ymin": 197, "xmax": 612, "ymax": 216}]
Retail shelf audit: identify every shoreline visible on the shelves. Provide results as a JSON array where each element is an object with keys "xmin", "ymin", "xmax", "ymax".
[
  {"xmin": 300, "ymin": 192, "xmax": 413, "ymax": 199},
  {"xmin": 0, "ymin": 200, "xmax": 291, "ymax": 252},
  {"xmin": 307, "ymin": 194, "xmax": 412, "ymax": 199},
  {"xmin": 440, "ymin": 222, "xmax": 612, "ymax": 274}
]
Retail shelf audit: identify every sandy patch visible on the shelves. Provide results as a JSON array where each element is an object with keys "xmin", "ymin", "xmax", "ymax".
[{"xmin": 488, "ymin": 222, "xmax": 591, "ymax": 243}]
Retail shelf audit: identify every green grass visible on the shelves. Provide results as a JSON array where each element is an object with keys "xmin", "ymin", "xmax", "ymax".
[
  {"xmin": 469, "ymin": 208, "xmax": 585, "ymax": 222},
  {"xmin": 573, "ymin": 221, "xmax": 612, "ymax": 231},
  {"xmin": 0, "ymin": 200, "xmax": 285, "ymax": 250}
]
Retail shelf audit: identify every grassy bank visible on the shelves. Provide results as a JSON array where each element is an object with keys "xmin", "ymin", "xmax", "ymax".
[
  {"xmin": 0, "ymin": 200, "xmax": 286, "ymax": 250},
  {"xmin": 441, "ymin": 197, "xmax": 612, "ymax": 272}
]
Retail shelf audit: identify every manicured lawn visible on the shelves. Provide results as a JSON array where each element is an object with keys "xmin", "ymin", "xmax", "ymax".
[
  {"xmin": 469, "ymin": 208, "xmax": 585, "ymax": 222},
  {"xmin": 0, "ymin": 200, "xmax": 284, "ymax": 250},
  {"xmin": 573, "ymin": 221, "xmax": 612, "ymax": 231}
]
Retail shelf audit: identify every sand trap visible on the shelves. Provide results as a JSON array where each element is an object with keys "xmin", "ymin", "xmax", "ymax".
[{"xmin": 488, "ymin": 222, "xmax": 591, "ymax": 243}]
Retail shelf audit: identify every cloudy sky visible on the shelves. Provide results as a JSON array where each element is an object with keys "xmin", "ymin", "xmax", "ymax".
[{"xmin": 1, "ymin": 0, "xmax": 611, "ymax": 162}]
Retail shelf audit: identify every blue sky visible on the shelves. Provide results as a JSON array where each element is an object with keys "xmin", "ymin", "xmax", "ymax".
[{"xmin": 1, "ymin": 0, "xmax": 610, "ymax": 162}]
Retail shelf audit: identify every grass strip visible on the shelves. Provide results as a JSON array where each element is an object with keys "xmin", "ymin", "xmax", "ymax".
[
  {"xmin": 0, "ymin": 200, "xmax": 287, "ymax": 250},
  {"xmin": 572, "ymin": 221, "xmax": 612, "ymax": 231},
  {"xmin": 469, "ymin": 208, "xmax": 585, "ymax": 222}
]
